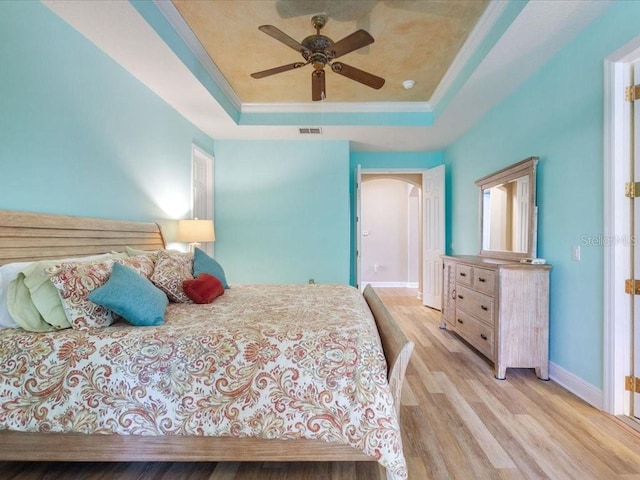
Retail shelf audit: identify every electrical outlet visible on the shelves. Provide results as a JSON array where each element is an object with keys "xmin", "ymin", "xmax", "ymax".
[{"xmin": 571, "ymin": 245, "xmax": 581, "ymax": 261}]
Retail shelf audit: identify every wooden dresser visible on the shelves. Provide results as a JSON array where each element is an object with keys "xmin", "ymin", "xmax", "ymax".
[{"xmin": 441, "ymin": 255, "xmax": 551, "ymax": 380}]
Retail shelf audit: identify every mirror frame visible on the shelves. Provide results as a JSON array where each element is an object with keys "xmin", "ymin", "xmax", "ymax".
[{"xmin": 475, "ymin": 156, "xmax": 539, "ymax": 261}]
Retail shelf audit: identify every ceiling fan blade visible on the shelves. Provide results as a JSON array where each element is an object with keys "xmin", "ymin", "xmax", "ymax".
[
  {"xmin": 251, "ymin": 62, "xmax": 306, "ymax": 79},
  {"xmin": 258, "ymin": 25, "xmax": 306, "ymax": 53},
  {"xmin": 328, "ymin": 30, "xmax": 374, "ymax": 59},
  {"xmin": 331, "ymin": 62, "xmax": 384, "ymax": 89},
  {"xmin": 312, "ymin": 70, "xmax": 326, "ymax": 102}
]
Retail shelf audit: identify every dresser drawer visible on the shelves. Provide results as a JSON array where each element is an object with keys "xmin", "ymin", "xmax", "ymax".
[
  {"xmin": 456, "ymin": 285, "xmax": 494, "ymax": 325},
  {"xmin": 456, "ymin": 264, "xmax": 473, "ymax": 286},
  {"xmin": 473, "ymin": 267, "xmax": 495, "ymax": 294},
  {"xmin": 455, "ymin": 309, "xmax": 494, "ymax": 359}
]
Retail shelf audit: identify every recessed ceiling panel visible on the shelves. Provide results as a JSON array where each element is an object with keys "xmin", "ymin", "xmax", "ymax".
[{"xmin": 171, "ymin": 0, "xmax": 488, "ymax": 103}]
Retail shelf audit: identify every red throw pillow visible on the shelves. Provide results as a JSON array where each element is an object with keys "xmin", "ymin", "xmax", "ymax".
[{"xmin": 183, "ymin": 273, "xmax": 224, "ymax": 304}]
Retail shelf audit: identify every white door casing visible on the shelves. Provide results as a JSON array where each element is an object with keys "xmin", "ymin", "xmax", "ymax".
[
  {"xmin": 356, "ymin": 164, "xmax": 362, "ymax": 290},
  {"xmin": 603, "ymin": 35, "xmax": 640, "ymax": 415},
  {"xmin": 191, "ymin": 145, "xmax": 214, "ymax": 256},
  {"xmin": 633, "ymin": 59, "xmax": 640, "ymax": 418}
]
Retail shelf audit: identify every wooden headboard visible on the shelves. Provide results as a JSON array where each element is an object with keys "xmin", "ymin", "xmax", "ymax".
[{"xmin": 0, "ymin": 210, "xmax": 166, "ymax": 266}]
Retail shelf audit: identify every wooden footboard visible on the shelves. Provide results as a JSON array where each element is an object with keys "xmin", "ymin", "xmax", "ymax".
[
  {"xmin": 0, "ymin": 211, "xmax": 413, "ymax": 479},
  {"xmin": 0, "ymin": 432, "xmax": 372, "ymax": 462},
  {"xmin": 363, "ymin": 284, "xmax": 414, "ymax": 420}
]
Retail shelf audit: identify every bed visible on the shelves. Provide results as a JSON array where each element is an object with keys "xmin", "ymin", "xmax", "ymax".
[{"xmin": 0, "ymin": 210, "xmax": 413, "ymax": 480}]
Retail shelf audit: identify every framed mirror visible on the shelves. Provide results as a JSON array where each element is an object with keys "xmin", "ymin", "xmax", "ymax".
[{"xmin": 475, "ymin": 156, "xmax": 538, "ymax": 261}]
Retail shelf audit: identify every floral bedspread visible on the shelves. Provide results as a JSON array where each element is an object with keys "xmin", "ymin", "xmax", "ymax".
[{"xmin": 0, "ymin": 284, "xmax": 407, "ymax": 478}]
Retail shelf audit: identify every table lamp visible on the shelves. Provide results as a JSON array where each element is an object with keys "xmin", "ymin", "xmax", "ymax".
[{"xmin": 177, "ymin": 219, "xmax": 215, "ymax": 252}]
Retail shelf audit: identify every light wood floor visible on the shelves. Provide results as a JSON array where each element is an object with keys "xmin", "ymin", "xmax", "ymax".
[{"xmin": 2, "ymin": 287, "xmax": 640, "ymax": 479}]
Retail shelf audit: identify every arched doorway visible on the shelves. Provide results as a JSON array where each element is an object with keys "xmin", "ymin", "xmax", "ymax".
[
  {"xmin": 360, "ymin": 175, "xmax": 421, "ymax": 293},
  {"xmin": 356, "ymin": 166, "xmax": 444, "ymax": 310}
]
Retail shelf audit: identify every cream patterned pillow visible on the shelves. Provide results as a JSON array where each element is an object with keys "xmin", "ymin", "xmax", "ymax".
[
  {"xmin": 47, "ymin": 255, "xmax": 155, "ymax": 329},
  {"xmin": 150, "ymin": 250, "xmax": 194, "ymax": 303}
]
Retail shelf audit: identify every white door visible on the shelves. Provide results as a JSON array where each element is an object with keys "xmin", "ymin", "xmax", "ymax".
[
  {"xmin": 355, "ymin": 164, "xmax": 363, "ymax": 290},
  {"xmin": 192, "ymin": 146, "xmax": 214, "ymax": 256},
  {"xmin": 422, "ymin": 165, "xmax": 445, "ymax": 309},
  {"xmin": 633, "ymin": 59, "xmax": 640, "ymax": 418}
]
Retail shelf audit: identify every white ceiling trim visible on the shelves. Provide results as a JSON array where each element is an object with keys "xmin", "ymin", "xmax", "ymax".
[
  {"xmin": 428, "ymin": 0, "xmax": 508, "ymax": 110},
  {"xmin": 43, "ymin": 0, "xmax": 237, "ymax": 135},
  {"xmin": 241, "ymin": 101, "xmax": 432, "ymax": 114},
  {"xmin": 154, "ymin": 0, "xmax": 243, "ymax": 112}
]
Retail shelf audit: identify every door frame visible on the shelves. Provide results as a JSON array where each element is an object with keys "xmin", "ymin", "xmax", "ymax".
[
  {"xmin": 355, "ymin": 167, "xmax": 443, "ymax": 306},
  {"xmin": 191, "ymin": 145, "xmax": 215, "ymax": 256},
  {"xmin": 603, "ymin": 36, "xmax": 640, "ymax": 415}
]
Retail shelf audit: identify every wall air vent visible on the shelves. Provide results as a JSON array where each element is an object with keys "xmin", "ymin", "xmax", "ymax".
[{"xmin": 299, "ymin": 127, "xmax": 323, "ymax": 135}]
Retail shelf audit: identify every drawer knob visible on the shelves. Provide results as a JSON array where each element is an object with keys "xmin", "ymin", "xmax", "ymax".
[
  {"xmin": 480, "ymin": 333, "xmax": 488, "ymax": 341},
  {"xmin": 459, "ymin": 272, "xmax": 467, "ymax": 277},
  {"xmin": 481, "ymin": 305, "xmax": 488, "ymax": 311},
  {"xmin": 458, "ymin": 295, "xmax": 464, "ymax": 300},
  {"xmin": 478, "ymin": 277, "xmax": 486, "ymax": 282},
  {"xmin": 457, "ymin": 318, "xmax": 464, "ymax": 324}
]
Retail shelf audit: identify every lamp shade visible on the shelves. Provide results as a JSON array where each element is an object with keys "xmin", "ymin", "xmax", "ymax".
[{"xmin": 177, "ymin": 219, "xmax": 215, "ymax": 243}]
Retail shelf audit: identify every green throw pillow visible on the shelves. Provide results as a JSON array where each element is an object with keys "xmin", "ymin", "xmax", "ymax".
[
  {"xmin": 7, "ymin": 275, "xmax": 56, "ymax": 332},
  {"xmin": 20, "ymin": 260, "xmax": 72, "ymax": 330},
  {"xmin": 18, "ymin": 253, "xmax": 127, "ymax": 330}
]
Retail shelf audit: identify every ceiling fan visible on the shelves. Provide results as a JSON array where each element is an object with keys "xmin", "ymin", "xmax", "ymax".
[{"xmin": 250, "ymin": 14, "xmax": 385, "ymax": 101}]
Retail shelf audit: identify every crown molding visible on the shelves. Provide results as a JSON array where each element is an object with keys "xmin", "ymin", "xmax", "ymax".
[
  {"xmin": 241, "ymin": 101, "xmax": 432, "ymax": 114},
  {"xmin": 429, "ymin": 0, "xmax": 508, "ymax": 109},
  {"xmin": 154, "ymin": 0, "xmax": 242, "ymax": 111}
]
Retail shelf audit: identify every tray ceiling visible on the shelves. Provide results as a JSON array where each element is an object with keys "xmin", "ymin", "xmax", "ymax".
[{"xmin": 171, "ymin": 0, "xmax": 489, "ymax": 104}]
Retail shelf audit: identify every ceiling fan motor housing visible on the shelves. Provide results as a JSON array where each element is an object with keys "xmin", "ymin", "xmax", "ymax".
[{"xmin": 302, "ymin": 35, "xmax": 334, "ymax": 68}]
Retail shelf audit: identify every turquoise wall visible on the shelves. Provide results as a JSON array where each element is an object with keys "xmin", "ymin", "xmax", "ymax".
[
  {"xmin": 348, "ymin": 151, "xmax": 444, "ymax": 285},
  {"xmin": 0, "ymin": 1, "xmax": 213, "ymax": 240},
  {"xmin": 214, "ymin": 140, "xmax": 350, "ymax": 285},
  {"xmin": 445, "ymin": 1, "xmax": 640, "ymax": 389}
]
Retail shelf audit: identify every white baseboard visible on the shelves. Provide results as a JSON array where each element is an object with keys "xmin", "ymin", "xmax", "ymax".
[
  {"xmin": 364, "ymin": 281, "xmax": 419, "ymax": 288},
  {"xmin": 549, "ymin": 361, "xmax": 603, "ymax": 410}
]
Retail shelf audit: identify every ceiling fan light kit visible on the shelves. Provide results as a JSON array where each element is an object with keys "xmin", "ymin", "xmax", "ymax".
[{"xmin": 250, "ymin": 14, "xmax": 385, "ymax": 102}]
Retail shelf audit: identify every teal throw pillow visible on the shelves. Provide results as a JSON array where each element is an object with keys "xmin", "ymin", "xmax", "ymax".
[
  {"xmin": 193, "ymin": 247, "xmax": 229, "ymax": 289},
  {"xmin": 88, "ymin": 262, "xmax": 168, "ymax": 327}
]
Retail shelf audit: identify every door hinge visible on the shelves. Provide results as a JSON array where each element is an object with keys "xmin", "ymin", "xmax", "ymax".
[
  {"xmin": 625, "ymin": 85, "xmax": 640, "ymax": 102},
  {"xmin": 625, "ymin": 375, "xmax": 640, "ymax": 393},
  {"xmin": 625, "ymin": 279, "xmax": 640, "ymax": 295},
  {"xmin": 625, "ymin": 182, "xmax": 640, "ymax": 198}
]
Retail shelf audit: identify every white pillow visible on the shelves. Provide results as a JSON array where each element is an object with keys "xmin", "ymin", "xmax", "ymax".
[{"xmin": 0, "ymin": 261, "xmax": 32, "ymax": 329}]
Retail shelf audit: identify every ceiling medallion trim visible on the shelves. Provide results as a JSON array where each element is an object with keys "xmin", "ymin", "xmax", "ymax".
[
  {"xmin": 154, "ymin": 0, "xmax": 242, "ymax": 111},
  {"xmin": 429, "ymin": 0, "xmax": 508, "ymax": 109}
]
